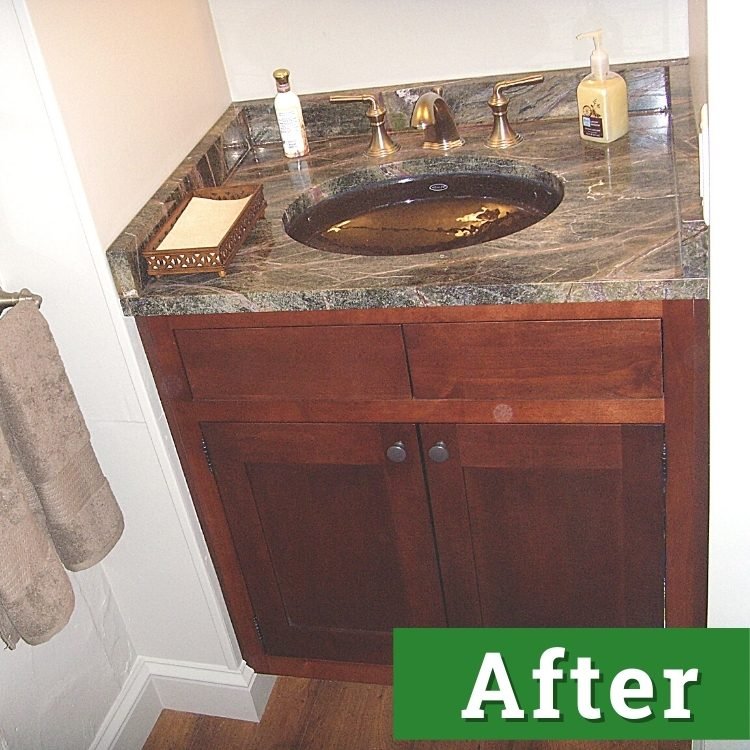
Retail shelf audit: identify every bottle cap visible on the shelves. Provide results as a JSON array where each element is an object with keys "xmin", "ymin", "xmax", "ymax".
[
  {"xmin": 577, "ymin": 30, "xmax": 609, "ymax": 80},
  {"xmin": 273, "ymin": 68, "xmax": 291, "ymax": 92}
]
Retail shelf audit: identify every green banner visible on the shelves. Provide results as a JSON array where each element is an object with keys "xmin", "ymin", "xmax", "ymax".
[{"xmin": 393, "ymin": 628, "xmax": 749, "ymax": 740}]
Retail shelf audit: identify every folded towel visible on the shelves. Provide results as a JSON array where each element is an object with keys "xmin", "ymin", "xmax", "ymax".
[
  {"xmin": 0, "ymin": 301, "xmax": 124, "ymax": 647},
  {"xmin": 0, "ymin": 404, "xmax": 75, "ymax": 648}
]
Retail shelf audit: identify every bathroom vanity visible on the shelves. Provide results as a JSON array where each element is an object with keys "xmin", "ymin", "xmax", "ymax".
[
  {"xmin": 109, "ymin": 60, "xmax": 708, "ymax": 683},
  {"xmin": 137, "ymin": 298, "xmax": 706, "ymax": 682}
]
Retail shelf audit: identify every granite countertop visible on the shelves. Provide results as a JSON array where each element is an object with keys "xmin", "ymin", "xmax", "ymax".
[{"xmin": 107, "ymin": 61, "xmax": 707, "ymax": 316}]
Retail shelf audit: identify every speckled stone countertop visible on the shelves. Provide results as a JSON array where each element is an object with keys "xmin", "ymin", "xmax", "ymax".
[{"xmin": 107, "ymin": 60, "xmax": 707, "ymax": 316}]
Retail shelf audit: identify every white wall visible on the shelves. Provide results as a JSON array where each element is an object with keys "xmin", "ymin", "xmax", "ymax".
[
  {"xmin": 0, "ymin": 572, "xmax": 131, "ymax": 750},
  {"xmin": 1, "ymin": 1, "xmax": 272, "ymax": 747},
  {"xmin": 704, "ymin": 1, "xmax": 750, "ymax": 744},
  {"xmin": 705, "ymin": 8, "xmax": 750, "ymax": 627},
  {"xmin": 209, "ymin": 0, "xmax": 689, "ymax": 99},
  {"xmin": 15, "ymin": 0, "xmax": 238, "ymax": 660},
  {"xmin": 1, "ymin": 2, "xmax": 135, "ymax": 746}
]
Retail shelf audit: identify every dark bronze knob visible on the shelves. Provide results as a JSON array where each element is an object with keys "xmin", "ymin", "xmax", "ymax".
[
  {"xmin": 428, "ymin": 441, "xmax": 450, "ymax": 463},
  {"xmin": 386, "ymin": 441, "xmax": 407, "ymax": 463}
]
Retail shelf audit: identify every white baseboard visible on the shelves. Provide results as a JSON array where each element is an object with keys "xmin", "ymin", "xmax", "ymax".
[
  {"xmin": 147, "ymin": 657, "xmax": 276, "ymax": 721},
  {"xmin": 89, "ymin": 657, "xmax": 276, "ymax": 750},
  {"xmin": 89, "ymin": 658, "xmax": 160, "ymax": 750}
]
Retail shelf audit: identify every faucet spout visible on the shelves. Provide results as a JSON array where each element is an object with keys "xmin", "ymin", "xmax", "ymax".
[{"xmin": 410, "ymin": 90, "xmax": 464, "ymax": 150}]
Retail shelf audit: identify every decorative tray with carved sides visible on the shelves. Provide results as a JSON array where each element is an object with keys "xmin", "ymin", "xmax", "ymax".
[{"xmin": 143, "ymin": 183, "xmax": 266, "ymax": 277}]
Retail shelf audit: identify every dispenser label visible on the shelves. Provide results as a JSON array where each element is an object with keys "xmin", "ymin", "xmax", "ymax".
[
  {"xmin": 581, "ymin": 101, "xmax": 604, "ymax": 138},
  {"xmin": 582, "ymin": 114, "xmax": 604, "ymax": 138}
]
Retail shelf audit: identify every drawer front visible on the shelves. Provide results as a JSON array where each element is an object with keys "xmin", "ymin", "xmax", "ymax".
[
  {"xmin": 404, "ymin": 319, "xmax": 663, "ymax": 400},
  {"xmin": 175, "ymin": 324, "xmax": 411, "ymax": 400}
]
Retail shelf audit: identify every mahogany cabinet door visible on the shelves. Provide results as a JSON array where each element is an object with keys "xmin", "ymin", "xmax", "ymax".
[
  {"xmin": 421, "ymin": 423, "xmax": 665, "ymax": 628},
  {"xmin": 201, "ymin": 421, "xmax": 446, "ymax": 665}
]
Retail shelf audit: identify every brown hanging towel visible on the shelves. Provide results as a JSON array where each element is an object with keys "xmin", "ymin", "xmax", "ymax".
[{"xmin": 0, "ymin": 300, "xmax": 124, "ymax": 648}]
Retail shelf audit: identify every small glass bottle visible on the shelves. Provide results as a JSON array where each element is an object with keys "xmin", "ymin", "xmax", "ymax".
[{"xmin": 273, "ymin": 68, "xmax": 310, "ymax": 158}]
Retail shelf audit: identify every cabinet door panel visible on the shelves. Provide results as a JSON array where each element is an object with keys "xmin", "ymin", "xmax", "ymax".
[
  {"xmin": 202, "ymin": 422, "xmax": 445, "ymax": 664},
  {"xmin": 422, "ymin": 424, "xmax": 665, "ymax": 628}
]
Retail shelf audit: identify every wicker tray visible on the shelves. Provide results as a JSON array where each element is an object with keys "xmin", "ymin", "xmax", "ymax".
[{"xmin": 143, "ymin": 183, "xmax": 266, "ymax": 277}]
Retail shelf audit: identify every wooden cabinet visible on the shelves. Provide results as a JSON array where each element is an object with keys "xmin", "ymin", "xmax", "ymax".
[
  {"xmin": 201, "ymin": 421, "xmax": 445, "ymax": 665},
  {"xmin": 421, "ymin": 423, "xmax": 665, "ymax": 629},
  {"xmin": 176, "ymin": 324, "xmax": 411, "ymax": 400},
  {"xmin": 137, "ymin": 300, "xmax": 707, "ymax": 683},
  {"xmin": 404, "ymin": 319, "xmax": 664, "ymax": 400}
]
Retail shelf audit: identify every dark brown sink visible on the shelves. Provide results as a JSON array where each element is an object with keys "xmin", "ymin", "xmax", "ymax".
[{"xmin": 283, "ymin": 159, "xmax": 563, "ymax": 256}]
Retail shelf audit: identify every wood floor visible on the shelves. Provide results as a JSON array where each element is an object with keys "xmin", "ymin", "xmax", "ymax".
[{"xmin": 142, "ymin": 677, "xmax": 690, "ymax": 750}]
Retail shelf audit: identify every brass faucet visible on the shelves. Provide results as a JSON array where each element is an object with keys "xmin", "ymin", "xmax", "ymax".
[
  {"xmin": 329, "ymin": 93, "xmax": 400, "ymax": 158},
  {"xmin": 486, "ymin": 75, "xmax": 544, "ymax": 148},
  {"xmin": 410, "ymin": 87, "xmax": 464, "ymax": 150}
]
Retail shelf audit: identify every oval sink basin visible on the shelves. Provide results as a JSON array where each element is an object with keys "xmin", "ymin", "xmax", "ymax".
[{"xmin": 283, "ymin": 158, "xmax": 563, "ymax": 256}]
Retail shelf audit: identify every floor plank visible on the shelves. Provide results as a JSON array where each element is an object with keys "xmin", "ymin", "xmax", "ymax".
[
  {"xmin": 244, "ymin": 677, "xmax": 323, "ymax": 750},
  {"xmin": 142, "ymin": 678, "xmax": 692, "ymax": 750},
  {"xmin": 141, "ymin": 710, "xmax": 201, "ymax": 750}
]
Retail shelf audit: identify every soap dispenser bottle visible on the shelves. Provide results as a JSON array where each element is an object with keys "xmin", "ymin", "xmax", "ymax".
[
  {"xmin": 273, "ymin": 68, "xmax": 310, "ymax": 158},
  {"xmin": 576, "ymin": 30, "xmax": 628, "ymax": 143}
]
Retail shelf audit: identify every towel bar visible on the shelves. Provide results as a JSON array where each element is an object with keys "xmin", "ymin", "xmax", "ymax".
[{"xmin": 0, "ymin": 287, "xmax": 43, "ymax": 312}]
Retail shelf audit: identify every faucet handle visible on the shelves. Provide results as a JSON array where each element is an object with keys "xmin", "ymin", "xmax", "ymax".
[
  {"xmin": 330, "ymin": 93, "xmax": 383, "ymax": 117},
  {"xmin": 491, "ymin": 74, "xmax": 544, "ymax": 102},
  {"xmin": 329, "ymin": 94, "xmax": 400, "ymax": 158},
  {"xmin": 486, "ymin": 74, "xmax": 544, "ymax": 149}
]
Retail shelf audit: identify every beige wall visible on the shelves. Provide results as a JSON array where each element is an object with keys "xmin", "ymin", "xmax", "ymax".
[
  {"xmin": 209, "ymin": 0, "xmax": 689, "ymax": 100},
  {"xmin": 24, "ymin": 0, "xmax": 231, "ymax": 248}
]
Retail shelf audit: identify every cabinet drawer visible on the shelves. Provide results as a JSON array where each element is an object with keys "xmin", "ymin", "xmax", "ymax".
[
  {"xmin": 175, "ymin": 325, "xmax": 411, "ymax": 400},
  {"xmin": 404, "ymin": 319, "xmax": 663, "ymax": 400}
]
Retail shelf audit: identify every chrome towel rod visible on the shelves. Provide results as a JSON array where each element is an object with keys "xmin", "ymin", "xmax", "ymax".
[{"xmin": 0, "ymin": 287, "xmax": 43, "ymax": 312}]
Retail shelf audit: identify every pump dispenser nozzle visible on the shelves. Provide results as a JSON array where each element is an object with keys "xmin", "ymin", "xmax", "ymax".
[{"xmin": 577, "ymin": 29, "xmax": 609, "ymax": 80}]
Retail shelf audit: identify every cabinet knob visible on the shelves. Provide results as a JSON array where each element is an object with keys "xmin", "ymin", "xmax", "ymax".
[
  {"xmin": 428, "ymin": 441, "xmax": 450, "ymax": 463},
  {"xmin": 386, "ymin": 441, "xmax": 407, "ymax": 463}
]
